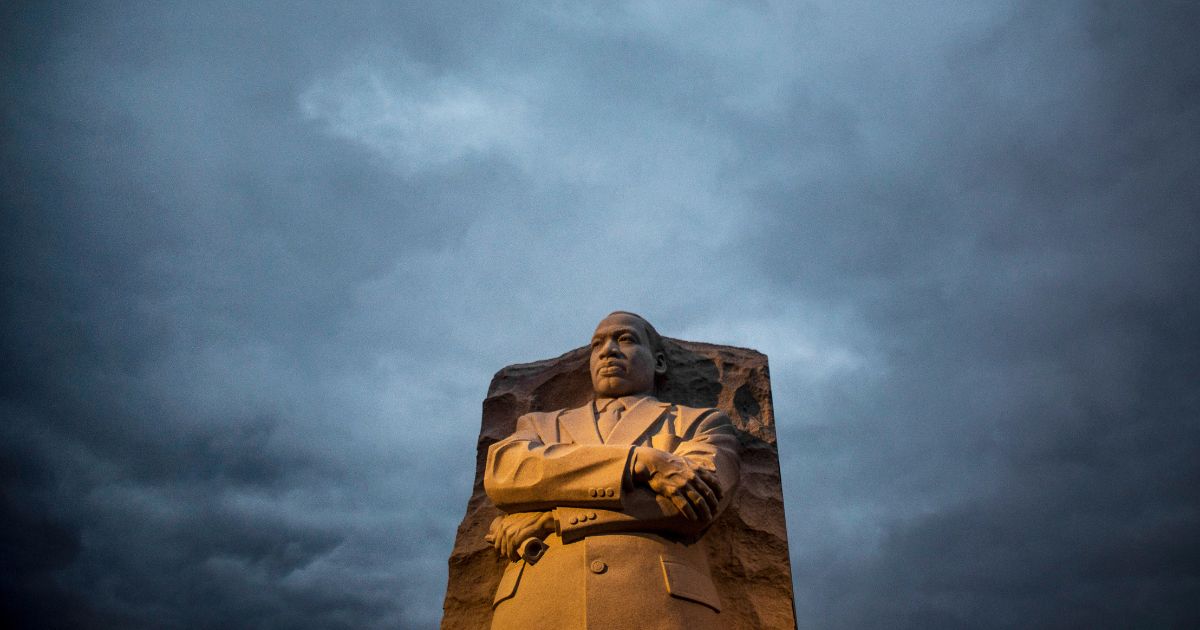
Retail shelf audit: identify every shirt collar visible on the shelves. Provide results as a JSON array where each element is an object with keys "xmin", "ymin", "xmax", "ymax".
[{"xmin": 594, "ymin": 393, "xmax": 653, "ymax": 413}]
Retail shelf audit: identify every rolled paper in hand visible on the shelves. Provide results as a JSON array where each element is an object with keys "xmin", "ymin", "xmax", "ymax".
[{"xmin": 517, "ymin": 537, "xmax": 547, "ymax": 563}]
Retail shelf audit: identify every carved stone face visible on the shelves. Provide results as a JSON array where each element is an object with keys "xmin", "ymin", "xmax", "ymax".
[{"xmin": 589, "ymin": 313, "xmax": 667, "ymax": 397}]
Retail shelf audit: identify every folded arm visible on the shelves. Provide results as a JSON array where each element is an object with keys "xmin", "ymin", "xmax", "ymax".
[
  {"xmin": 556, "ymin": 409, "xmax": 740, "ymax": 541},
  {"xmin": 484, "ymin": 413, "xmax": 633, "ymax": 512},
  {"xmin": 485, "ymin": 407, "xmax": 741, "ymax": 545}
]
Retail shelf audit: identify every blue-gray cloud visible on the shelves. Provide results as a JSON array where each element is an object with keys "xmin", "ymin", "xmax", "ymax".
[{"xmin": 2, "ymin": 1, "xmax": 1197, "ymax": 628}]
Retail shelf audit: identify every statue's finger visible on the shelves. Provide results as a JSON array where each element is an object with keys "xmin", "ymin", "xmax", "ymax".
[
  {"xmin": 697, "ymin": 475, "xmax": 720, "ymax": 508},
  {"xmin": 673, "ymin": 494, "xmax": 698, "ymax": 521},
  {"xmin": 509, "ymin": 533, "xmax": 521, "ymax": 562},
  {"xmin": 487, "ymin": 517, "xmax": 503, "ymax": 548},
  {"xmin": 693, "ymin": 479, "xmax": 719, "ymax": 515},
  {"xmin": 696, "ymin": 468, "xmax": 722, "ymax": 499},
  {"xmin": 502, "ymin": 528, "xmax": 514, "ymax": 560},
  {"xmin": 687, "ymin": 487, "xmax": 713, "ymax": 522}
]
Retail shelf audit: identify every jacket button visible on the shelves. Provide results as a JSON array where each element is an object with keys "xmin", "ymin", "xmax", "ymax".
[
  {"xmin": 569, "ymin": 516, "xmax": 578, "ymax": 524},
  {"xmin": 588, "ymin": 512, "xmax": 596, "ymax": 520},
  {"xmin": 606, "ymin": 488, "xmax": 614, "ymax": 497},
  {"xmin": 589, "ymin": 488, "xmax": 598, "ymax": 497},
  {"xmin": 589, "ymin": 560, "xmax": 607, "ymax": 574}
]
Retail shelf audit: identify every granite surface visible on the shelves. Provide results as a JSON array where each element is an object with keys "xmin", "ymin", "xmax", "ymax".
[{"xmin": 442, "ymin": 339, "xmax": 796, "ymax": 629}]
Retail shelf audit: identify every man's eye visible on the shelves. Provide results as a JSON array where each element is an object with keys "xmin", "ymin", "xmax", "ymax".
[{"xmin": 620, "ymin": 335, "xmax": 636, "ymax": 343}]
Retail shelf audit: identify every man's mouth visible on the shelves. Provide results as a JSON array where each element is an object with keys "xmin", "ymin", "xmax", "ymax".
[{"xmin": 598, "ymin": 365, "xmax": 626, "ymax": 376}]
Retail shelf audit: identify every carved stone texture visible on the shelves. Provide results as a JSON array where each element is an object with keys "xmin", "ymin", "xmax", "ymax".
[{"xmin": 442, "ymin": 339, "xmax": 797, "ymax": 629}]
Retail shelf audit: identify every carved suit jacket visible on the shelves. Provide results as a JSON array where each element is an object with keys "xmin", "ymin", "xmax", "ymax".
[{"xmin": 484, "ymin": 396, "xmax": 740, "ymax": 630}]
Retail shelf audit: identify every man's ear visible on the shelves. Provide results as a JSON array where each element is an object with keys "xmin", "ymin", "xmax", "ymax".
[{"xmin": 654, "ymin": 352, "xmax": 668, "ymax": 375}]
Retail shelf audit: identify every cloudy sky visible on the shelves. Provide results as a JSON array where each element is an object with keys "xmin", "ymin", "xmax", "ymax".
[{"xmin": 2, "ymin": 1, "xmax": 1198, "ymax": 628}]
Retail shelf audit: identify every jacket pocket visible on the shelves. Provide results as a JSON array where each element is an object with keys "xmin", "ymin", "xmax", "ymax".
[
  {"xmin": 492, "ymin": 561, "xmax": 525, "ymax": 608},
  {"xmin": 659, "ymin": 556, "xmax": 721, "ymax": 612}
]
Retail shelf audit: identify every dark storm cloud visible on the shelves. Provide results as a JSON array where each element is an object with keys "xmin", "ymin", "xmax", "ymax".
[
  {"xmin": 743, "ymin": 2, "xmax": 1200, "ymax": 628},
  {"xmin": 2, "ymin": 1, "xmax": 1197, "ymax": 629}
]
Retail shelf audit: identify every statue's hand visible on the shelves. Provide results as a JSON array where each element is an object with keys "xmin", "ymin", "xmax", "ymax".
[
  {"xmin": 485, "ymin": 511, "xmax": 556, "ymax": 562},
  {"xmin": 631, "ymin": 447, "xmax": 721, "ymax": 522}
]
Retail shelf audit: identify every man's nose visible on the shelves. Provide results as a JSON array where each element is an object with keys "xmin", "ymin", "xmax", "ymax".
[{"xmin": 599, "ymin": 339, "xmax": 622, "ymax": 357}]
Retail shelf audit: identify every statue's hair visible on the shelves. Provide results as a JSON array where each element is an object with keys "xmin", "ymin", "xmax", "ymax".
[{"xmin": 605, "ymin": 311, "xmax": 665, "ymax": 357}]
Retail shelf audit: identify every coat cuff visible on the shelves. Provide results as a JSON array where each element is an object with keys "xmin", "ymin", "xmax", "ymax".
[{"xmin": 555, "ymin": 506, "xmax": 610, "ymax": 542}]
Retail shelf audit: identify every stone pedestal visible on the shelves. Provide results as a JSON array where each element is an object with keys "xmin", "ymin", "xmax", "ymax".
[{"xmin": 442, "ymin": 339, "xmax": 796, "ymax": 629}]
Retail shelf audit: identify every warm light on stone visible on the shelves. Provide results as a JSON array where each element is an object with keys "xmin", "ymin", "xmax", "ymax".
[{"xmin": 443, "ymin": 314, "xmax": 796, "ymax": 629}]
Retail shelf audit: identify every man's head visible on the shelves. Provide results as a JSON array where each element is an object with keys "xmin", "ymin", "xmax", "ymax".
[{"xmin": 589, "ymin": 311, "xmax": 667, "ymax": 398}]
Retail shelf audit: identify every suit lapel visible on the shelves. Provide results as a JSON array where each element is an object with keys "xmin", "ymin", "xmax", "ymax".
[
  {"xmin": 558, "ymin": 404, "xmax": 602, "ymax": 445},
  {"xmin": 605, "ymin": 397, "xmax": 671, "ymax": 446}
]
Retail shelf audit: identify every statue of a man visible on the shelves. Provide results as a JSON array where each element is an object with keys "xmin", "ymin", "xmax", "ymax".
[{"xmin": 484, "ymin": 311, "xmax": 741, "ymax": 629}]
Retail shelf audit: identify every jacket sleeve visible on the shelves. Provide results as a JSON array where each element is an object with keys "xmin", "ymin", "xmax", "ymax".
[
  {"xmin": 556, "ymin": 408, "xmax": 741, "ymax": 542},
  {"xmin": 484, "ymin": 412, "xmax": 634, "ymax": 512}
]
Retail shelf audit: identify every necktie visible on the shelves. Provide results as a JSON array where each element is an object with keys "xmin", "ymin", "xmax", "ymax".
[{"xmin": 597, "ymin": 401, "xmax": 624, "ymax": 442}]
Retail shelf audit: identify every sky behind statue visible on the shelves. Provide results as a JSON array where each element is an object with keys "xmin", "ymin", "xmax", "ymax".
[{"xmin": 1, "ymin": 2, "xmax": 1198, "ymax": 628}]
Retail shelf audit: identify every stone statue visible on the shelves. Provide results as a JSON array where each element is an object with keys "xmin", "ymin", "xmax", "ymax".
[{"xmin": 482, "ymin": 311, "xmax": 742, "ymax": 628}]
